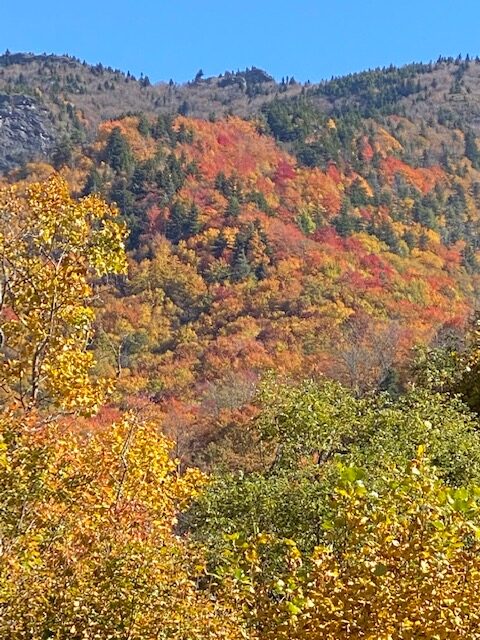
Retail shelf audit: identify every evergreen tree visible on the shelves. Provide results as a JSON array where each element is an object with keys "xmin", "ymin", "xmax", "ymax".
[
  {"xmin": 465, "ymin": 130, "xmax": 480, "ymax": 169},
  {"xmin": 137, "ymin": 114, "xmax": 150, "ymax": 137},
  {"xmin": 231, "ymin": 248, "xmax": 251, "ymax": 282},
  {"xmin": 152, "ymin": 114, "xmax": 174, "ymax": 141},
  {"xmin": 225, "ymin": 196, "xmax": 241, "ymax": 219},
  {"xmin": 156, "ymin": 154, "xmax": 186, "ymax": 202},
  {"xmin": 178, "ymin": 100, "xmax": 190, "ymax": 116},
  {"xmin": 130, "ymin": 163, "xmax": 152, "ymax": 196},
  {"xmin": 109, "ymin": 178, "xmax": 135, "ymax": 216},
  {"xmin": 334, "ymin": 200, "xmax": 360, "ymax": 237},
  {"xmin": 166, "ymin": 201, "xmax": 188, "ymax": 244},
  {"xmin": 215, "ymin": 172, "xmax": 228, "ymax": 195},
  {"xmin": 403, "ymin": 230, "xmax": 417, "ymax": 250},
  {"xmin": 347, "ymin": 178, "xmax": 370, "ymax": 207},
  {"xmin": 109, "ymin": 178, "xmax": 145, "ymax": 247},
  {"xmin": 462, "ymin": 245, "xmax": 480, "ymax": 273},
  {"xmin": 104, "ymin": 127, "xmax": 133, "ymax": 173},
  {"xmin": 377, "ymin": 221, "xmax": 400, "ymax": 253},
  {"xmin": 187, "ymin": 204, "xmax": 201, "ymax": 236},
  {"xmin": 82, "ymin": 168, "xmax": 104, "ymax": 196},
  {"xmin": 166, "ymin": 201, "xmax": 201, "ymax": 243},
  {"xmin": 212, "ymin": 230, "xmax": 228, "ymax": 258}
]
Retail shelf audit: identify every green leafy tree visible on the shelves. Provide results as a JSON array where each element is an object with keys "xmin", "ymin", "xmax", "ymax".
[
  {"xmin": 188, "ymin": 379, "xmax": 480, "ymax": 554},
  {"xmin": 227, "ymin": 457, "xmax": 480, "ymax": 639}
]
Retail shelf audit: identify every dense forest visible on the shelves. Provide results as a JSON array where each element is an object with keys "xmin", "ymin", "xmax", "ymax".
[{"xmin": 3, "ymin": 53, "xmax": 480, "ymax": 637}]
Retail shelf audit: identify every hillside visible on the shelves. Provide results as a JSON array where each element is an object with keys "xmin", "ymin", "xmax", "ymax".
[
  {"xmin": 4, "ymin": 53, "xmax": 480, "ymax": 456},
  {"xmin": 0, "ymin": 51, "xmax": 302, "ymax": 171},
  {"xmin": 3, "ymin": 52, "xmax": 480, "ymax": 169},
  {"xmin": 6, "ymin": 49, "xmax": 480, "ymax": 637}
]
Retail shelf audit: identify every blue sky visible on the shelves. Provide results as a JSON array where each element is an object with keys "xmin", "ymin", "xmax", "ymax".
[{"xmin": 1, "ymin": 1, "xmax": 479, "ymax": 83}]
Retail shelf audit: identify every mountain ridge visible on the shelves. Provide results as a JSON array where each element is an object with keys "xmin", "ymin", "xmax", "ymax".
[{"xmin": 2, "ymin": 51, "xmax": 480, "ymax": 171}]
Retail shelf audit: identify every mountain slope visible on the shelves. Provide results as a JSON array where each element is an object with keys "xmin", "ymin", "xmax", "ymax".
[
  {"xmin": 3, "ymin": 52, "xmax": 480, "ymax": 170},
  {"xmin": 17, "ymin": 113, "xmax": 474, "ymax": 396},
  {"xmin": 4, "ymin": 53, "xmax": 480, "ymax": 455}
]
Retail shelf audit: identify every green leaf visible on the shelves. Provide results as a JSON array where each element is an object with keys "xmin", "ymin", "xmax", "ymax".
[{"xmin": 373, "ymin": 562, "xmax": 388, "ymax": 576}]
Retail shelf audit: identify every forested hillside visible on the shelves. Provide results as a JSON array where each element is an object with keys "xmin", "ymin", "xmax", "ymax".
[
  {"xmin": 3, "ymin": 51, "xmax": 480, "ymax": 164},
  {"xmin": 4, "ymin": 52, "xmax": 480, "ymax": 638},
  {"xmin": 4, "ymin": 53, "xmax": 480, "ymax": 456}
]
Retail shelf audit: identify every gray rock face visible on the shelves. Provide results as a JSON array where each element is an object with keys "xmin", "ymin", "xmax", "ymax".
[{"xmin": 0, "ymin": 94, "xmax": 56, "ymax": 172}]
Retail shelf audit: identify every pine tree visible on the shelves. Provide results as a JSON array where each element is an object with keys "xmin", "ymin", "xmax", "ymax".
[
  {"xmin": 213, "ymin": 230, "xmax": 227, "ymax": 258},
  {"xmin": 137, "ymin": 114, "xmax": 150, "ymax": 137},
  {"xmin": 231, "ymin": 248, "xmax": 251, "ymax": 282},
  {"xmin": 334, "ymin": 200, "xmax": 358, "ymax": 237},
  {"xmin": 82, "ymin": 168, "xmax": 104, "ymax": 196},
  {"xmin": 51, "ymin": 136, "xmax": 73, "ymax": 170},
  {"xmin": 465, "ymin": 130, "xmax": 480, "ymax": 169},
  {"xmin": 225, "ymin": 196, "xmax": 241, "ymax": 219},
  {"xmin": 166, "ymin": 201, "xmax": 188, "ymax": 244},
  {"xmin": 187, "ymin": 203, "xmax": 201, "ymax": 236},
  {"xmin": 104, "ymin": 127, "xmax": 133, "ymax": 173}
]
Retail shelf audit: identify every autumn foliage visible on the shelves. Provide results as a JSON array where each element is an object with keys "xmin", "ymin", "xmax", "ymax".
[
  {"xmin": 0, "ymin": 176, "xmax": 127, "ymax": 413},
  {"xmin": 3, "ymin": 171, "xmax": 480, "ymax": 638},
  {"xmin": 72, "ymin": 114, "xmax": 477, "ymax": 425},
  {"xmin": 0, "ymin": 177, "xmax": 247, "ymax": 639},
  {"xmin": 0, "ymin": 410, "xmax": 248, "ymax": 639},
  {"xmin": 5, "ymin": 64, "xmax": 480, "ymax": 637},
  {"xmin": 229, "ymin": 457, "xmax": 480, "ymax": 639}
]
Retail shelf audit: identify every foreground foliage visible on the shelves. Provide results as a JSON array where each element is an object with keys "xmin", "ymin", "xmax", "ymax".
[
  {"xmin": 227, "ymin": 458, "xmax": 480, "ymax": 639},
  {"xmin": 188, "ymin": 378, "xmax": 480, "ymax": 553},
  {"xmin": 0, "ymin": 412, "xmax": 247, "ymax": 639},
  {"xmin": 0, "ymin": 176, "xmax": 127, "ymax": 413}
]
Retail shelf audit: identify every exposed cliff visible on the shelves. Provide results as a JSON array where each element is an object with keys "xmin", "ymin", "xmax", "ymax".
[{"xmin": 0, "ymin": 94, "xmax": 56, "ymax": 172}]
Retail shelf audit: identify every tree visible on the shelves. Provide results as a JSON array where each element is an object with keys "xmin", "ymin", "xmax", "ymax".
[
  {"xmin": 0, "ymin": 411, "xmax": 248, "ymax": 639},
  {"xmin": 228, "ymin": 457, "xmax": 480, "ymax": 639},
  {"xmin": 82, "ymin": 166, "xmax": 104, "ymax": 196},
  {"xmin": 166, "ymin": 201, "xmax": 201, "ymax": 243},
  {"xmin": 231, "ymin": 248, "xmax": 251, "ymax": 282},
  {"xmin": 225, "ymin": 196, "xmax": 241, "ymax": 219},
  {"xmin": 178, "ymin": 100, "xmax": 191, "ymax": 116},
  {"xmin": 347, "ymin": 177, "xmax": 370, "ymax": 206},
  {"xmin": 333, "ymin": 199, "xmax": 360, "ymax": 237},
  {"xmin": 51, "ymin": 136, "xmax": 73, "ymax": 169},
  {"xmin": 465, "ymin": 129, "xmax": 480, "ymax": 169},
  {"xmin": 333, "ymin": 315, "xmax": 402, "ymax": 393},
  {"xmin": 0, "ymin": 176, "xmax": 127, "ymax": 413},
  {"xmin": 137, "ymin": 113, "xmax": 151, "ymax": 137},
  {"xmin": 188, "ymin": 378, "xmax": 480, "ymax": 555},
  {"xmin": 104, "ymin": 126, "xmax": 133, "ymax": 173}
]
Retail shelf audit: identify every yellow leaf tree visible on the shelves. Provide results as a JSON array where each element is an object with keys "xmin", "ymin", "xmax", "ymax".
[
  {"xmin": 0, "ymin": 411, "xmax": 249, "ymax": 639},
  {"xmin": 229, "ymin": 457, "xmax": 480, "ymax": 639},
  {"xmin": 0, "ymin": 176, "xmax": 248, "ymax": 639},
  {"xmin": 0, "ymin": 175, "xmax": 127, "ymax": 413}
]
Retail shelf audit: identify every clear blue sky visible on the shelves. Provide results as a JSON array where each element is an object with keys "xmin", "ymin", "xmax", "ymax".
[{"xmin": 2, "ymin": 1, "xmax": 479, "ymax": 83}]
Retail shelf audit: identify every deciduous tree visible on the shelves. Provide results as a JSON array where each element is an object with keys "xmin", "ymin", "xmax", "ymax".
[{"xmin": 0, "ymin": 176, "xmax": 127, "ymax": 413}]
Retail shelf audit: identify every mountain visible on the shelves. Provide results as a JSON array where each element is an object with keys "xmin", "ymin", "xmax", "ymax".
[
  {"xmin": 0, "ymin": 52, "xmax": 302, "ymax": 171},
  {"xmin": 2, "ymin": 52, "xmax": 480, "ymax": 168},
  {"xmin": 3, "ymin": 52, "xmax": 480, "ymax": 456}
]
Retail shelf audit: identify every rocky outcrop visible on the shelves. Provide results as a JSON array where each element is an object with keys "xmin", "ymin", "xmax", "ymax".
[{"xmin": 0, "ymin": 94, "xmax": 56, "ymax": 172}]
